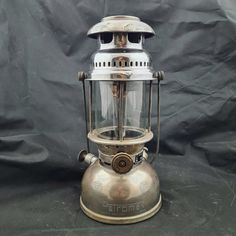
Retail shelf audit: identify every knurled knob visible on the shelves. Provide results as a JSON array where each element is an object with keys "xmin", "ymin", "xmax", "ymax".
[{"xmin": 111, "ymin": 153, "xmax": 133, "ymax": 174}]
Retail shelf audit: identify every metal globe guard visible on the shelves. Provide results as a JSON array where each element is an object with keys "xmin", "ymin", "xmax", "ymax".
[{"xmin": 78, "ymin": 15, "xmax": 164, "ymax": 224}]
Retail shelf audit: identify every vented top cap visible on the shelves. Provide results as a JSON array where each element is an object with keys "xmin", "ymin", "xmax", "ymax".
[{"xmin": 87, "ymin": 15, "xmax": 155, "ymax": 39}]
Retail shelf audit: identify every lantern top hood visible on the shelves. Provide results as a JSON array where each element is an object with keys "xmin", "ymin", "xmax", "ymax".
[{"xmin": 87, "ymin": 15, "xmax": 155, "ymax": 39}]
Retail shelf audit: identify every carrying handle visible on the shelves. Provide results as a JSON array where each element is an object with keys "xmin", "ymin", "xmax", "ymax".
[
  {"xmin": 150, "ymin": 71, "xmax": 164, "ymax": 164},
  {"xmin": 78, "ymin": 72, "xmax": 90, "ymax": 153}
]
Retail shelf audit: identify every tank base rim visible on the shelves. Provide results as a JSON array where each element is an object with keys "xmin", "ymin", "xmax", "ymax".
[{"xmin": 80, "ymin": 194, "xmax": 162, "ymax": 224}]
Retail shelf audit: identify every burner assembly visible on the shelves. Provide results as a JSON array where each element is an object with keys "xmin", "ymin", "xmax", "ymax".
[{"xmin": 78, "ymin": 15, "xmax": 164, "ymax": 224}]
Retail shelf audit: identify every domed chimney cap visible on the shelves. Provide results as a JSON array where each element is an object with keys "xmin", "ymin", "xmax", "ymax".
[{"xmin": 87, "ymin": 15, "xmax": 155, "ymax": 39}]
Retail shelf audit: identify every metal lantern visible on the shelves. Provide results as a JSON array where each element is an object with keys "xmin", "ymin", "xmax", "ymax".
[{"xmin": 78, "ymin": 15, "xmax": 164, "ymax": 224}]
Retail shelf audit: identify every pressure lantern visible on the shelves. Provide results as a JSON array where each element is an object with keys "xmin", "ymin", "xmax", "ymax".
[{"xmin": 78, "ymin": 15, "xmax": 164, "ymax": 224}]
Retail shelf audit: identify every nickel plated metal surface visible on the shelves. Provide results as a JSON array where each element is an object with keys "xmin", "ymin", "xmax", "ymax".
[
  {"xmin": 88, "ymin": 129, "xmax": 153, "ymax": 146},
  {"xmin": 80, "ymin": 159, "xmax": 161, "ymax": 224},
  {"xmin": 98, "ymin": 148, "xmax": 144, "ymax": 165},
  {"xmin": 88, "ymin": 49, "xmax": 155, "ymax": 81},
  {"xmin": 79, "ymin": 15, "xmax": 162, "ymax": 224},
  {"xmin": 80, "ymin": 195, "xmax": 162, "ymax": 224},
  {"xmin": 87, "ymin": 15, "xmax": 155, "ymax": 39},
  {"xmin": 97, "ymin": 143, "xmax": 145, "ymax": 155},
  {"xmin": 86, "ymin": 16, "xmax": 156, "ymax": 81}
]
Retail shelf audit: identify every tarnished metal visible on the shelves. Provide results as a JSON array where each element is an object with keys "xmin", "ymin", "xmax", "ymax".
[
  {"xmin": 78, "ymin": 150, "xmax": 98, "ymax": 165},
  {"xmin": 88, "ymin": 15, "xmax": 155, "ymax": 39},
  {"xmin": 78, "ymin": 15, "xmax": 163, "ymax": 224},
  {"xmin": 97, "ymin": 143, "xmax": 144, "ymax": 156},
  {"xmin": 88, "ymin": 128, "xmax": 153, "ymax": 146},
  {"xmin": 99, "ymin": 149, "xmax": 143, "ymax": 165},
  {"xmin": 111, "ymin": 152, "xmax": 133, "ymax": 174},
  {"xmin": 80, "ymin": 159, "xmax": 161, "ymax": 224}
]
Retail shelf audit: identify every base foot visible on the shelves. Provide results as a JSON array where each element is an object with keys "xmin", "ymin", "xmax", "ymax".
[{"xmin": 80, "ymin": 194, "xmax": 162, "ymax": 224}]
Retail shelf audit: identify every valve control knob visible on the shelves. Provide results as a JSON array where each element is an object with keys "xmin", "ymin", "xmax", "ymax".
[{"xmin": 111, "ymin": 153, "xmax": 133, "ymax": 174}]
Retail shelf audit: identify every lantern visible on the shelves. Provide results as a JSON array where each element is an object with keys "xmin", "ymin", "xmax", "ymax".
[{"xmin": 78, "ymin": 15, "xmax": 164, "ymax": 224}]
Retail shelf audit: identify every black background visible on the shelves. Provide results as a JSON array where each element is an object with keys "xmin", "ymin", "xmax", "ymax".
[{"xmin": 0, "ymin": 0, "xmax": 236, "ymax": 235}]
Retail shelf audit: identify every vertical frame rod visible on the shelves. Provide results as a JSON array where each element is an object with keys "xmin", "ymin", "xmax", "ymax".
[
  {"xmin": 150, "ymin": 71, "xmax": 164, "ymax": 164},
  {"xmin": 79, "ymin": 72, "xmax": 90, "ymax": 152},
  {"xmin": 147, "ymin": 80, "xmax": 153, "ymax": 132}
]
